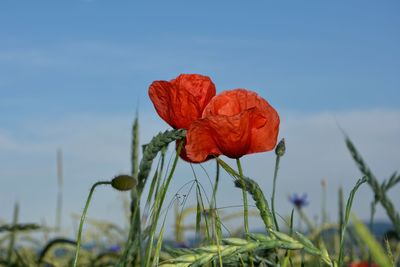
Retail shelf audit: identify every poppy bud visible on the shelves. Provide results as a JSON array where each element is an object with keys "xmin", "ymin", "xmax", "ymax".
[
  {"xmin": 111, "ymin": 175, "xmax": 137, "ymax": 191},
  {"xmin": 275, "ymin": 138, "xmax": 285, "ymax": 157}
]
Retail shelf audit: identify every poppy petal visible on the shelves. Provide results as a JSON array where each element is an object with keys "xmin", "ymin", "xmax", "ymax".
[
  {"xmin": 149, "ymin": 74, "xmax": 216, "ymax": 129},
  {"xmin": 185, "ymin": 119, "xmax": 222, "ymax": 162},
  {"xmin": 149, "ymin": 81, "xmax": 177, "ymax": 128},
  {"xmin": 186, "ymin": 89, "xmax": 280, "ymax": 160},
  {"xmin": 203, "ymin": 88, "xmax": 261, "ymax": 117},
  {"xmin": 248, "ymin": 103, "xmax": 280, "ymax": 153},
  {"xmin": 171, "ymin": 74, "xmax": 216, "ymax": 112},
  {"xmin": 177, "ymin": 139, "xmax": 212, "ymax": 163}
]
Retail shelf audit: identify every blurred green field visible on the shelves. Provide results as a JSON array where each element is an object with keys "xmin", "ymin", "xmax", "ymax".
[{"xmin": 1, "ymin": 119, "xmax": 399, "ymax": 267}]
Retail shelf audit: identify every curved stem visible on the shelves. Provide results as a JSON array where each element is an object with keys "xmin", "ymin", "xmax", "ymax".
[
  {"xmin": 73, "ymin": 181, "xmax": 111, "ymax": 267},
  {"xmin": 236, "ymin": 158, "xmax": 249, "ymax": 236},
  {"xmin": 271, "ymin": 155, "xmax": 281, "ymax": 231}
]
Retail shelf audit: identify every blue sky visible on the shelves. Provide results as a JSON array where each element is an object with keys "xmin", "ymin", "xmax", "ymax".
[
  {"xmin": 1, "ymin": 1, "xmax": 399, "ymax": 119},
  {"xmin": 1, "ymin": 1, "xmax": 399, "ymax": 233}
]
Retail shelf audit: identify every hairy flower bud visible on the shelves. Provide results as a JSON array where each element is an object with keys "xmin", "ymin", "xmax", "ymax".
[
  {"xmin": 111, "ymin": 175, "xmax": 137, "ymax": 191},
  {"xmin": 275, "ymin": 138, "xmax": 286, "ymax": 157}
]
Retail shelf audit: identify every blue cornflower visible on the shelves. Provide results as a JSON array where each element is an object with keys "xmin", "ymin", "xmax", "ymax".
[
  {"xmin": 107, "ymin": 244, "xmax": 121, "ymax": 253},
  {"xmin": 289, "ymin": 193, "xmax": 309, "ymax": 209}
]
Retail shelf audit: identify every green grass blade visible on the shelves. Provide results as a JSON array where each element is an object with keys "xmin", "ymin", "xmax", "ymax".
[
  {"xmin": 154, "ymin": 147, "xmax": 167, "ymax": 202},
  {"xmin": 289, "ymin": 208, "xmax": 294, "ymax": 236},
  {"xmin": 215, "ymin": 158, "xmax": 239, "ymax": 179},
  {"xmin": 195, "ymin": 192, "xmax": 202, "ymax": 240},
  {"xmin": 384, "ymin": 171, "xmax": 400, "ymax": 191},
  {"xmin": 294, "ymin": 231, "xmax": 321, "ymax": 256},
  {"xmin": 351, "ymin": 215, "xmax": 392, "ymax": 267},
  {"xmin": 337, "ymin": 176, "xmax": 366, "ymax": 266},
  {"xmin": 144, "ymin": 144, "xmax": 182, "ymax": 267},
  {"xmin": 282, "ymin": 209, "xmax": 295, "ymax": 267},
  {"xmin": 146, "ymin": 168, "xmax": 159, "ymax": 208},
  {"xmin": 152, "ymin": 223, "xmax": 166, "ymax": 267}
]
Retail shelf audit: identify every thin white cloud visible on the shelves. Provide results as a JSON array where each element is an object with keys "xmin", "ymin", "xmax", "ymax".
[{"xmin": 0, "ymin": 50, "xmax": 58, "ymax": 67}]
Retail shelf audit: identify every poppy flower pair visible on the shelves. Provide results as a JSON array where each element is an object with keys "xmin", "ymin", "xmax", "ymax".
[{"xmin": 149, "ymin": 74, "xmax": 280, "ymax": 163}]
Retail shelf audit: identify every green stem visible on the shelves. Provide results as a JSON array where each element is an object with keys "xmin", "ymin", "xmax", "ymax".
[
  {"xmin": 144, "ymin": 144, "xmax": 182, "ymax": 267},
  {"xmin": 195, "ymin": 180, "xmax": 212, "ymax": 242},
  {"xmin": 118, "ymin": 198, "xmax": 140, "ymax": 267},
  {"xmin": 321, "ymin": 181, "xmax": 327, "ymax": 225},
  {"xmin": 271, "ymin": 155, "xmax": 282, "ymax": 266},
  {"xmin": 7, "ymin": 202, "xmax": 19, "ymax": 264},
  {"xmin": 236, "ymin": 158, "xmax": 249, "ymax": 236},
  {"xmin": 218, "ymin": 157, "xmax": 274, "ymax": 231},
  {"xmin": 211, "ymin": 161, "xmax": 222, "ymax": 243},
  {"xmin": 130, "ymin": 115, "xmax": 142, "ymax": 267},
  {"xmin": 210, "ymin": 160, "xmax": 220, "ymax": 210},
  {"xmin": 73, "ymin": 181, "xmax": 111, "ymax": 267},
  {"xmin": 369, "ymin": 201, "xmax": 377, "ymax": 265},
  {"xmin": 271, "ymin": 155, "xmax": 281, "ymax": 231},
  {"xmin": 338, "ymin": 187, "xmax": 344, "ymax": 244},
  {"xmin": 297, "ymin": 208, "xmax": 314, "ymax": 233}
]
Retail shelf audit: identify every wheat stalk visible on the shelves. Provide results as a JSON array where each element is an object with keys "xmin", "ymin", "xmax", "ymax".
[
  {"xmin": 234, "ymin": 176, "xmax": 274, "ymax": 231},
  {"xmin": 161, "ymin": 234, "xmax": 327, "ymax": 266},
  {"xmin": 345, "ymin": 137, "xmax": 400, "ymax": 235}
]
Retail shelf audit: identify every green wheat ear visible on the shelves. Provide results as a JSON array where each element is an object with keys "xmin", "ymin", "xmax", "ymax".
[
  {"xmin": 234, "ymin": 176, "xmax": 274, "ymax": 231},
  {"xmin": 119, "ymin": 129, "xmax": 186, "ymax": 266},
  {"xmin": 345, "ymin": 136, "xmax": 400, "ymax": 236},
  {"xmin": 217, "ymin": 158, "xmax": 274, "ymax": 231},
  {"xmin": 137, "ymin": 129, "xmax": 186, "ymax": 193}
]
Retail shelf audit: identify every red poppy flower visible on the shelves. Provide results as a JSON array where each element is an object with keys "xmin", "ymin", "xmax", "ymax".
[
  {"xmin": 176, "ymin": 139, "xmax": 213, "ymax": 163},
  {"xmin": 185, "ymin": 89, "xmax": 280, "ymax": 162},
  {"xmin": 349, "ymin": 261, "xmax": 379, "ymax": 267},
  {"xmin": 175, "ymin": 139, "xmax": 193, "ymax": 163},
  {"xmin": 149, "ymin": 74, "xmax": 216, "ymax": 129}
]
